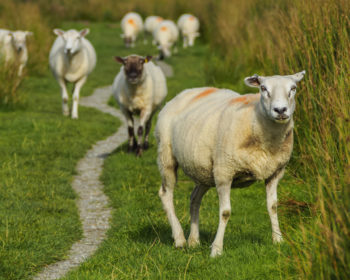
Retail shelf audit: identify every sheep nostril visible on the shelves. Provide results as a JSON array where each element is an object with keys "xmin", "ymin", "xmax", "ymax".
[{"xmin": 274, "ymin": 107, "xmax": 287, "ymax": 114}]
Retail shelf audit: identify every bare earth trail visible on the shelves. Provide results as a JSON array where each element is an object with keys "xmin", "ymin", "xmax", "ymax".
[
  {"xmin": 33, "ymin": 61, "xmax": 172, "ymax": 280},
  {"xmin": 33, "ymin": 86, "xmax": 128, "ymax": 280}
]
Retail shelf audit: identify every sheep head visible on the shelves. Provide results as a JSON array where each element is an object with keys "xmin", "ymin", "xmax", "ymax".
[
  {"xmin": 8, "ymin": 31, "xmax": 33, "ymax": 53},
  {"xmin": 115, "ymin": 55, "xmax": 152, "ymax": 84},
  {"xmin": 244, "ymin": 71, "xmax": 306, "ymax": 124},
  {"xmin": 53, "ymin": 28, "xmax": 89, "ymax": 55}
]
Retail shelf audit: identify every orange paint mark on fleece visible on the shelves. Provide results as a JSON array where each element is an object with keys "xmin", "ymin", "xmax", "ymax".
[
  {"xmin": 191, "ymin": 88, "xmax": 218, "ymax": 102},
  {"xmin": 127, "ymin": 19, "xmax": 135, "ymax": 26},
  {"xmin": 189, "ymin": 16, "xmax": 195, "ymax": 21},
  {"xmin": 229, "ymin": 94, "xmax": 260, "ymax": 105},
  {"xmin": 156, "ymin": 17, "xmax": 163, "ymax": 22},
  {"xmin": 160, "ymin": 26, "xmax": 168, "ymax": 31}
]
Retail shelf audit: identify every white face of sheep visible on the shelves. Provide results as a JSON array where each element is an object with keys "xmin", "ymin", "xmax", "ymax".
[
  {"xmin": 245, "ymin": 71, "xmax": 306, "ymax": 124},
  {"xmin": 53, "ymin": 29, "xmax": 89, "ymax": 55},
  {"xmin": 7, "ymin": 31, "xmax": 33, "ymax": 53}
]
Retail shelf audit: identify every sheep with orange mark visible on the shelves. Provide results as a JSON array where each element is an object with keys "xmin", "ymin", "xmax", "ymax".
[
  {"xmin": 155, "ymin": 71, "xmax": 306, "ymax": 257},
  {"xmin": 144, "ymin": 16, "xmax": 163, "ymax": 45},
  {"xmin": 153, "ymin": 20, "xmax": 179, "ymax": 59},
  {"xmin": 177, "ymin": 14, "xmax": 200, "ymax": 48},
  {"xmin": 112, "ymin": 54, "xmax": 167, "ymax": 156},
  {"xmin": 121, "ymin": 12, "xmax": 143, "ymax": 48}
]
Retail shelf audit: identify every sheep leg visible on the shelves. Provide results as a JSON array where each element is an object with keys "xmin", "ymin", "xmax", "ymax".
[
  {"xmin": 143, "ymin": 113, "xmax": 154, "ymax": 150},
  {"xmin": 136, "ymin": 110, "xmax": 151, "ymax": 156},
  {"xmin": 71, "ymin": 76, "xmax": 87, "ymax": 119},
  {"xmin": 158, "ymin": 151, "xmax": 186, "ymax": 247},
  {"xmin": 123, "ymin": 109, "xmax": 137, "ymax": 152},
  {"xmin": 211, "ymin": 183, "xmax": 231, "ymax": 257},
  {"xmin": 18, "ymin": 64, "xmax": 24, "ymax": 76},
  {"xmin": 265, "ymin": 168, "xmax": 285, "ymax": 243},
  {"xmin": 57, "ymin": 78, "xmax": 69, "ymax": 116},
  {"xmin": 188, "ymin": 185, "xmax": 210, "ymax": 247}
]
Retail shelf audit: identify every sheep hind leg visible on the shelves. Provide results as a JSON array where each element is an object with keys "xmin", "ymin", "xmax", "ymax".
[
  {"xmin": 143, "ymin": 113, "xmax": 154, "ymax": 150},
  {"xmin": 188, "ymin": 185, "xmax": 210, "ymax": 247},
  {"xmin": 158, "ymin": 159, "xmax": 186, "ymax": 248}
]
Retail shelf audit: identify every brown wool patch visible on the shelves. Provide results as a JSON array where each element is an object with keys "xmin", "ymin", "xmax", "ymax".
[{"xmin": 191, "ymin": 88, "xmax": 218, "ymax": 102}]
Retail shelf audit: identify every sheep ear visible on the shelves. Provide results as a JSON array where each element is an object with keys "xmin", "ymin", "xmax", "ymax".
[
  {"xmin": 79, "ymin": 28, "xmax": 90, "ymax": 37},
  {"xmin": 25, "ymin": 31, "xmax": 33, "ymax": 37},
  {"xmin": 115, "ymin": 56, "xmax": 126, "ymax": 64},
  {"xmin": 53, "ymin": 29, "xmax": 64, "ymax": 36},
  {"xmin": 244, "ymin": 74, "xmax": 262, "ymax": 87},
  {"xmin": 290, "ymin": 70, "xmax": 306, "ymax": 83},
  {"xmin": 143, "ymin": 55, "xmax": 153, "ymax": 63}
]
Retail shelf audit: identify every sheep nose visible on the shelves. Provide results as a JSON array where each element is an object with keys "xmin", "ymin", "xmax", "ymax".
[
  {"xmin": 273, "ymin": 107, "xmax": 287, "ymax": 115},
  {"xmin": 65, "ymin": 48, "xmax": 72, "ymax": 54}
]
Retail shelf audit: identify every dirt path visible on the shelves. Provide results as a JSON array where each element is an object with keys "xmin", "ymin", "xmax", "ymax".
[
  {"xmin": 33, "ymin": 86, "xmax": 127, "ymax": 280},
  {"xmin": 33, "ymin": 61, "xmax": 173, "ymax": 280}
]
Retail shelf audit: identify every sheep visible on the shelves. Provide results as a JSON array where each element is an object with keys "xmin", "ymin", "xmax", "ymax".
[
  {"xmin": 112, "ymin": 54, "xmax": 167, "ymax": 156},
  {"xmin": 153, "ymin": 20, "xmax": 179, "ymax": 59},
  {"xmin": 144, "ymin": 15, "xmax": 163, "ymax": 45},
  {"xmin": 156, "ymin": 71, "xmax": 306, "ymax": 257},
  {"xmin": 49, "ymin": 28, "xmax": 96, "ymax": 119},
  {"xmin": 177, "ymin": 14, "xmax": 200, "ymax": 48},
  {"xmin": 0, "ymin": 29, "xmax": 33, "ymax": 76},
  {"xmin": 121, "ymin": 12, "xmax": 143, "ymax": 48}
]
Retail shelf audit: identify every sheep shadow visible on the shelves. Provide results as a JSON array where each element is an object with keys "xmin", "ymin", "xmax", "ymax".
[{"xmin": 108, "ymin": 142, "xmax": 155, "ymax": 157}]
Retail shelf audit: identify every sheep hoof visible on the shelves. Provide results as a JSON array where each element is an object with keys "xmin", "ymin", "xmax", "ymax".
[
  {"xmin": 210, "ymin": 245, "xmax": 222, "ymax": 257},
  {"xmin": 272, "ymin": 235, "xmax": 283, "ymax": 244},
  {"xmin": 174, "ymin": 238, "xmax": 186, "ymax": 248},
  {"xmin": 143, "ymin": 141, "xmax": 149, "ymax": 150},
  {"xmin": 136, "ymin": 147, "xmax": 143, "ymax": 157},
  {"xmin": 71, "ymin": 115, "xmax": 78, "ymax": 120},
  {"xmin": 187, "ymin": 237, "xmax": 200, "ymax": 248}
]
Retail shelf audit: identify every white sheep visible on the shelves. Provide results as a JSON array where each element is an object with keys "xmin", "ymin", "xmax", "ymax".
[
  {"xmin": 177, "ymin": 14, "xmax": 200, "ymax": 48},
  {"xmin": 156, "ymin": 71, "xmax": 306, "ymax": 257},
  {"xmin": 144, "ymin": 15, "xmax": 163, "ymax": 45},
  {"xmin": 121, "ymin": 12, "xmax": 143, "ymax": 48},
  {"xmin": 49, "ymin": 28, "xmax": 96, "ymax": 119},
  {"xmin": 113, "ymin": 55, "xmax": 167, "ymax": 156},
  {"xmin": 0, "ymin": 29, "xmax": 33, "ymax": 76},
  {"xmin": 153, "ymin": 20, "xmax": 179, "ymax": 59}
]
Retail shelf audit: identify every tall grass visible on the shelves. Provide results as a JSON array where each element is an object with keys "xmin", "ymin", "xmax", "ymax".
[{"xmin": 203, "ymin": 0, "xmax": 350, "ymax": 278}]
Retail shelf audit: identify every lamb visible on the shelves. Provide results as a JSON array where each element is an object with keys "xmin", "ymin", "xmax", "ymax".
[
  {"xmin": 121, "ymin": 12, "xmax": 143, "ymax": 48},
  {"xmin": 144, "ymin": 15, "xmax": 163, "ymax": 45},
  {"xmin": 112, "ymin": 55, "xmax": 167, "ymax": 156},
  {"xmin": 153, "ymin": 20, "xmax": 179, "ymax": 59},
  {"xmin": 177, "ymin": 14, "xmax": 200, "ymax": 48},
  {"xmin": 0, "ymin": 29, "xmax": 33, "ymax": 76},
  {"xmin": 156, "ymin": 71, "xmax": 306, "ymax": 257},
  {"xmin": 49, "ymin": 28, "xmax": 96, "ymax": 119}
]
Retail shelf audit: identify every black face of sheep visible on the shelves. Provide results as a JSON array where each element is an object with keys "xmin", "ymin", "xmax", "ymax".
[{"xmin": 115, "ymin": 55, "xmax": 153, "ymax": 84}]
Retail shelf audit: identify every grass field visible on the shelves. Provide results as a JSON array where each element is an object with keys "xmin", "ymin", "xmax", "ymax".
[
  {"xmin": 1, "ymin": 1, "xmax": 348, "ymax": 277},
  {"xmin": 0, "ymin": 22, "xmax": 120, "ymax": 280}
]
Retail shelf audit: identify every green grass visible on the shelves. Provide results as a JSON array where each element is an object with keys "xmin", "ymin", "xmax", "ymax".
[
  {"xmin": 62, "ymin": 25, "xmax": 304, "ymax": 279},
  {"xmin": 0, "ymin": 22, "xmax": 120, "ymax": 279}
]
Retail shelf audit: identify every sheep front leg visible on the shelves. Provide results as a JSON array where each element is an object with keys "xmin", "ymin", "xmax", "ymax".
[
  {"xmin": 57, "ymin": 78, "xmax": 69, "ymax": 116},
  {"xmin": 211, "ymin": 183, "xmax": 231, "ymax": 257},
  {"xmin": 188, "ymin": 185, "xmax": 209, "ymax": 247},
  {"xmin": 265, "ymin": 168, "xmax": 285, "ymax": 243},
  {"xmin": 71, "ymin": 76, "xmax": 87, "ymax": 119},
  {"xmin": 121, "ymin": 108, "xmax": 137, "ymax": 152}
]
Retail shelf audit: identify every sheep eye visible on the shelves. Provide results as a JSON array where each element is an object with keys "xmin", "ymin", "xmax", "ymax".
[
  {"xmin": 261, "ymin": 86, "xmax": 270, "ymax": 97},
  {"xmin": 289, "ymin": 86, "xmax": 297, "ymax": 97}
]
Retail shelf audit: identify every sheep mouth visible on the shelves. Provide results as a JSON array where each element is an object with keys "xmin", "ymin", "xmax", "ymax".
[{"xmin": 274, "ymin": 115, "xmax": 290, "ymax": 123}]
